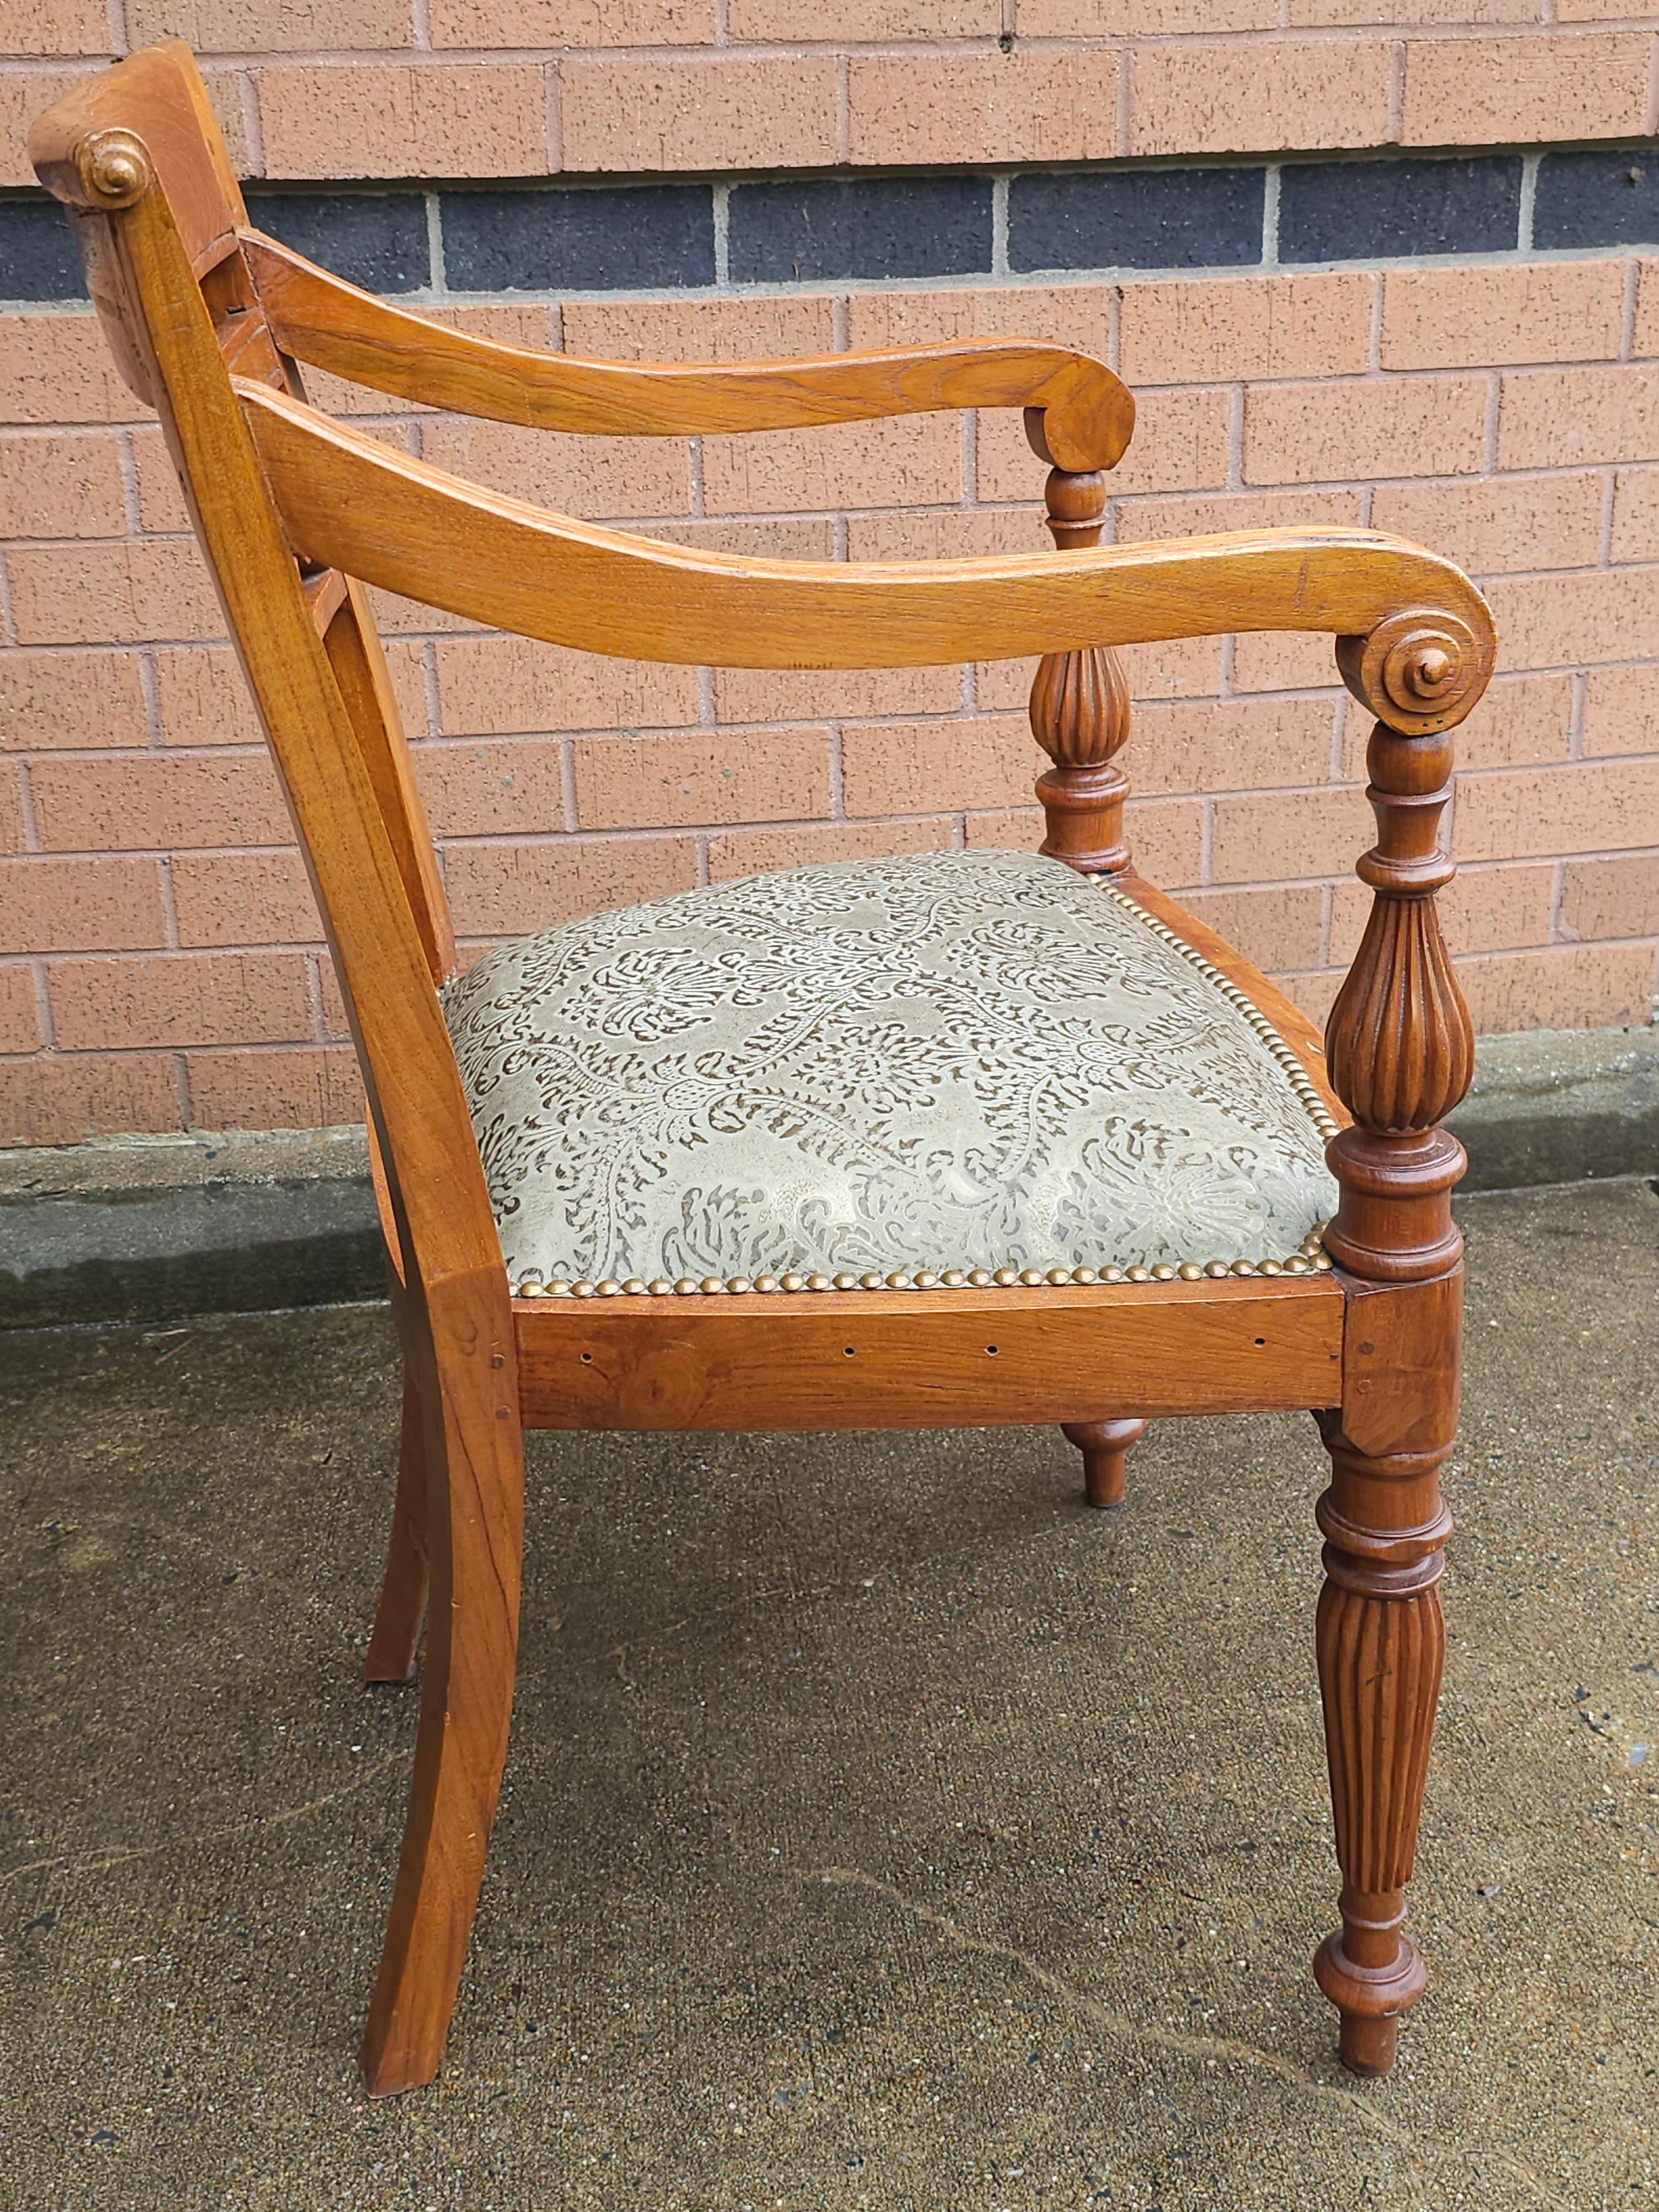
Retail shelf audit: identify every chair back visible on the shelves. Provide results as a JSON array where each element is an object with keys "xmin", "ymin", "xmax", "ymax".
[{"xmin": 31, "ymin": 42, "xmax": 493, "ymax": 1304}]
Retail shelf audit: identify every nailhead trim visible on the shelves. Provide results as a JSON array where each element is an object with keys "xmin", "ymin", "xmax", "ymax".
[{"xmin": 512, "ymin": 884, "xmax": 1337, "ymax": 1300}]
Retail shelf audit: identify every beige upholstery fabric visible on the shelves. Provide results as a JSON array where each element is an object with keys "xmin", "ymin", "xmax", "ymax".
[{"xmin": 442, "ymin": 849, "xmax": 1338, "ymax": 1290}]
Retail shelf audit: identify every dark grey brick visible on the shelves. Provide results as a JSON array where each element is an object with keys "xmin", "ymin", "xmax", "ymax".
[
  {"xmin": 1008, "ymin": 166, "xmax": 1265, "ymax": 272},
  {"xmin": 440, "ymin": 184, "xmax": 714, "ymax": 292},
  {"xmin": 1535, "ymin": 146, "xmax": 1659, "ymax": 249},
  {"xmin": 1278, "ymin": 156, "xmax": 1522, "ymax": 262},
  {"xmin": 0, "ymin": 199, "xmax": 85, "ymax": 301},
  {"xmin": 246, "ymin": 191, "xmax": 430, "ymax": 295},
  {"xmin": 728, "ymin": 176, "xmax": 992, "ymax": 283}
]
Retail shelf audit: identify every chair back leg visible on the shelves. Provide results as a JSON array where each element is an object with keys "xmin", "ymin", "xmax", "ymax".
[
  {"xmin": 1062, "ymin": 1418, "xmax": 1147, "ymax": 1509},
  {"xmin": 364, "ymin": 1363, "xmax": 430, "ymax": 1684}
]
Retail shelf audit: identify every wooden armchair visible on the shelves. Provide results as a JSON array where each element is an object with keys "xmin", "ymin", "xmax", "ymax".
[{"xmin": 32, "ymin": 43, "xmax": 1496, "ymax": 2098}]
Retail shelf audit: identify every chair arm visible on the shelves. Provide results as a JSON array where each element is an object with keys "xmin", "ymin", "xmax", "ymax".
[
  {"xmin": 240, "ymin": 231, "xmax": 1134, "ymax": 474},
  {"xmin": 239, "ymin": 376, "xmax": 1495, "ymax": 730}
]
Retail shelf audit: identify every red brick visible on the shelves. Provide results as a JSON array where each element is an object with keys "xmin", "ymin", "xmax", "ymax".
[
  {"xmin": 1120, "ymin": 487, "xmax": 1366, "ymax": 542},
  {"xmin": 1453, "ymin": 760, "xmax": 1659, "ymax": 862},
  {"xmin": 186, "ymin": 1047, "xmax": 364, "ymax": 1133},
  {"xmin": 0, "ymin": 0, "xmax": 108, "ymax": 56},
  {"xmin": 1485, "ymin": 569, "xmax": 1659, "ymax": 671},
  {"xmin": 653, "ymin": 517, "xmax": 837, "ymax": 561},
  {"xmin": 561, "ymin": 294, "xmax": 835, "ymax": 363},
  {"xmin": 154, "ymin": 648, "xmax": 265, "ymax": 748},
  {"xmin": 1635, "ymin": 261, "xmax": 1659, "ymax": 359},
  {"xmin": 1499, "ymin": 365, "xmax": 1659, "ymax": 472},
  {"xmin": 1370, "ymin": 474, "xmax": 1604, "ymax": 579},
  {"xmin": 172, "ymin": 851, "xmax": 319, "ymax": 949},
  {"xmin": 9, "ymin": 541, "xmax": 223, "ymax": 647},
  {"xmin": 1408, "ymin": 673, "xmax": 1575, "ymax": 774},
  {"xmin": 1279, "ymin": 968, "xmax": 1343, "ymax": 1029},
  {"xmin": 445, "ymin": 835, "xmax": 698, "ymax": 937},
  {"xmin": 1611, "ymin": 468, "xmax": 1659, "ymax": 564},
  {"xmin": 0, "ymin": 1054, "xmax": 181, "ymax": 1147},
  {"xmin": 730, "ymin": 0, "xmax": 995, "ymax": 29},
  {"xmin": 979, "ymin": 386, "xmax": 1232, "ymax": 503},
  {"xmin": 1329, "ymin": 862, "xmax": 1555, "ymax": 965},
  {"xmin": 0, "ymin": 315, "xmax": 142, "ymax": 427},
  {"xmin": 1, "ymin": 857, "xmax": 168, "ymax": 953},
  {"xmin": 1229, "ymin": 630, "xmax": 1343, "ymax": 695},
  {"xmin": 1025, "ymin": 0, "xmax": 1273, "ymax": 25},
  {"xmin": 1120, "ymin": 274, "xmax": 1371, "ymax": 386},
  {"xmin": 963, "ymin": 806, "xmax": 1043, "ymax": 851},
  {"xmin": 702, "ymin": 414, "xmax": 962, "ymax": 516},
  {"xmin": 434, "ymin": 0, "xmax": 712, "ymax": 41},
  {"xmin": 411, "ymin": 740, "xmax": 567, "ymax": 839},
  {"xmin": 561, "ymin": 57, "xmax": 838, "ymax": 172},
  {"xmin": 259, "ymin": 65, "xmax": 548, "ymax": 180},
  {"xmin": 845, "ymin": 283, "xmax": 1113, "ymax": 361},
  {"xmin": 49, "ymin": 952, "xmax": 313, "ymax": 1050},
  {"xmin": 849, "ymin": 53, "xmax": 1119, "ymax": 166},
  {"xmin": 1382, "ymin": 261, "xmax": 1626, "ymax": 372},
  {"xmin": 1, "ymin": 74, "xmax": 94, "ymax": 185},
  {"xmin": 1133, "ymin": 696, "xmax": 1334, "ymax": 796},
  {"xmin": 1122, "ymin": 795, "xmax": 1206, "ymax": 884},
  {"xmin": 126, "ymin": 0, "xmax": 410, "ymax": 45},
  {"xmin": 841, "ymin": 712, "xmax": 1038, "ymax": 817},
  {"xmin": 132, "ymin": 427, "xmax": 191, "ymax": 534},
  {"xmin": 1244, "ymin": 377, "xmax": 1488, "ymax": 487},
  {"xmin": 1560, "ymin": 853, "xmax": 1659, "ymax": 942},
  {"xmin": 0, "ymin": 432, "xmax": 127, "ymax": 540},
  {"xmin": 434, "ymin": 634, "xmax": 699, "ymax": 736},
  {"xmin": 0, "ymin": 763, "xmax": 21, "ymax": 854},
  {"xmin": 1211, "ymin": 785, "xmax": 1364, "ymax": 883},
  {"xmin": 29, "ymin": 753, "xmax": 289, "ymax": 853},
  {"xmin": 0, "ymin": 964, "xmax": 39, "ymax": 1051},
  {"xmin": 1455, "ymin": 943, "xmax": 1655, "ymax": 1032},
  {"xmin": 0, "ymin": 652, "xmax": 149, "ymax": 753},
  {"xmin": 714, "ymin": 666, "xmax": 965, "ymax": 724},
  {"xmin": 1582, "ymin": 664, "xmax": 1659, "ymax": 758},
  {"xmin": 706, "ymin": 817, "xmax": 954, "ymax": 882},
  {"xmin": 847, "ymin": 508, "xmax": 1044, "ymax": 561},
  {"xmin": 572, "ymin": 728, "xmax": 831, "ymax": 829},
  {"xmin": 1402, "ymin": 33, "xmax": 1650, "ymax": 145},
  {"xmin": 1130, "ymin": 39, "xmax": 1392, "ymax": 156},
  {"xmin": 1176, "ymin": 885, "xmax": 1325, "ymax": 971},
  {"xmin": 418, "ymin": 418, "xmax": 692, "ymax": 523}
]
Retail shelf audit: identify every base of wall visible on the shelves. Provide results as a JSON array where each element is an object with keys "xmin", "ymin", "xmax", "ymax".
[{"xmin": 3, "ymin": 1026, "xmax": 1654, "ymax": 1332}]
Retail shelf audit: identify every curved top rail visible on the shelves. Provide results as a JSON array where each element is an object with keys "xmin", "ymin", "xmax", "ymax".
[
  {"xmin": 242, "ymin": 231, "xmax": 1135, "ymax": 474},
  {"xmin": 239, "ymin": 380, "xmax": 1495, "ymax": 724}
]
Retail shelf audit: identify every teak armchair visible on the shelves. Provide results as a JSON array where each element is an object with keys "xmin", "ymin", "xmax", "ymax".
[{"xmin": 33, "ymin": 44, "xmax": 1497, "ymax": 2098}]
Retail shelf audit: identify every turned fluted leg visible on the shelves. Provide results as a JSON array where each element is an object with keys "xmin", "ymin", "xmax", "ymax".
[
  {"xmin": 1311, "ymin": 606, "xmax": 1492, "ymax": 2073},
  {"xmin": 1312, "ymin": 1417, "xmax": 1451, "ymax": 2073},
  {"xmin": 1062, "ymin": 1417, "xmax": 1146, "ymax": 1509}
]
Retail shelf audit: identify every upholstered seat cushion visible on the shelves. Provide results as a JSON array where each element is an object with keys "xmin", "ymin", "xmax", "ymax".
[{"xmin": 442, "ymin": 849, "xmax": 1339, "ymax": 1293}]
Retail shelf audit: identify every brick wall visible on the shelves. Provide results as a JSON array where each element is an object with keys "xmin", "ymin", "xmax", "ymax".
[{"xmin": 2, "ymin": 9, "xmax": 1658, "ymax": 1146}]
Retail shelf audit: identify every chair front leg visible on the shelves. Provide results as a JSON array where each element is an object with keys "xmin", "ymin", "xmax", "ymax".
[
  {"xmin": 360, "ymin": 1276, "xmax": 524, "ymax": 2095},
  {"xmin": 1062, "ymin": 1418, "xmax": 1146, "ymax": 1508},
  {"xmin": 1312, "ymin": 1411, "xmax": 1451, "ymax": 2073},
  {"xmin": 1312, "ymin": 625, "xmax": 1481, "ymax": 2073}
]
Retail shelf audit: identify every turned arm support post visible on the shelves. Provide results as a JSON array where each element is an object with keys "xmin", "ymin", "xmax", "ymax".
[
  {"xmin": 1028, "ymin": 452, "xmax": 1134, "ymax": 877},
  {"xmin": 1310, "ymin": 601, "xmax": 1493, "ymax": 2075}
]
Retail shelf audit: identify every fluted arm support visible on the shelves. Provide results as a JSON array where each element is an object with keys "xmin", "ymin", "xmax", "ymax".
[{"xmin": 1322, "ymin": 607, "xmax": 1493, "ymax": 1288}]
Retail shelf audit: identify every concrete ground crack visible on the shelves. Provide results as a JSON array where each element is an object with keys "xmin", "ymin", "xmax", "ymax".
[
  {"xmin": 1, "ymin": 1754, "xmax": 401, "ymax": 1890},
  {"xmin": 791, "ymin": 1863, "xmax": 1573, "ymax": 2212}
]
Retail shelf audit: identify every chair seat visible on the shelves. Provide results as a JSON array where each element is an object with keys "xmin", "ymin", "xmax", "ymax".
[{"xmin": 442, "ymin": 849, "xmax": 1340, "ymax": 1295}]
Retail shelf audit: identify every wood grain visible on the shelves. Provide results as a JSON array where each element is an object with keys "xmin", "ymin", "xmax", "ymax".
[
  {"xmin": 512, "ymin": 1276, "xmax": 1344, "ymax": 1431},
  {"xmin": 242, "ymin": 230, "xmax": 1135, "ymax": 473},
  {"xmin": 237, "ymin": 376, "xmax": 1497, "ymax": 678}
]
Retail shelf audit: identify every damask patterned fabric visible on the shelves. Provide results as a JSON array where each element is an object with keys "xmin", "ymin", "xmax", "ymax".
[{"xmin": 442, "ymin": 849, "xmax": 1339, "ymax": 1288}]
